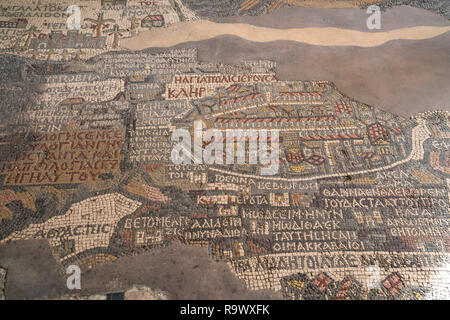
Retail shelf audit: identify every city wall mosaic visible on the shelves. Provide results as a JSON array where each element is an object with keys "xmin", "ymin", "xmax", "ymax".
[{"xmin": 0, "ymin": 0, "xmax": 449, "ymax": 300}]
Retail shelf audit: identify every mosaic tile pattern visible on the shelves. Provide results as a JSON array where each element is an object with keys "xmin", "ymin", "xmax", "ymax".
[
  {"xmin": 0, "ymin": 0, "xmax": 449, "ymax": 300},
  {"xmin": 280, "ymin": 272, "xmax": 430, "ymax": 300},
  {"xmin": 366, "ymin": 1, "xmax": 450, "ymax": 20},
  {"xmin": 0, "ymin": 1, "xmax": 446, "ymax": 61}
]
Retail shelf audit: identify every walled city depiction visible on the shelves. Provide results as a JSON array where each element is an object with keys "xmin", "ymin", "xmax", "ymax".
[{"xmin": 0, "ymin": 0, "xmax": 449, "ymax": 300}]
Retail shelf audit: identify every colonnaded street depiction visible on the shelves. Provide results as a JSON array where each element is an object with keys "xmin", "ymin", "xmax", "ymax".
[{"xmin": 0, "ymin": 0, "xmax": 449, "ymax": 301}]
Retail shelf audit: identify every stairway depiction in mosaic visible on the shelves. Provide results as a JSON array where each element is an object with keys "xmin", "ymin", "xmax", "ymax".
[{"xmin": 0, "ymin": 48, "xmax": 449, "ymax": 299}]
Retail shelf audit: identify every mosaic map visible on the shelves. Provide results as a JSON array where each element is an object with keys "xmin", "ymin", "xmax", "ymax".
[{"xmin": 0, "ymin": 0, "xmax": 449, "ymax": 300}]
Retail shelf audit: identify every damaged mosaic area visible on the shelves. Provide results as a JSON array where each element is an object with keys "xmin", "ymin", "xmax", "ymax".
[
  {"xmin": 0, "ymin": 267, "xmax": 6, "ymax": 300},
  {"xmin": 0, "ymin": 0, "xmax": 449, "ymax": 301}
]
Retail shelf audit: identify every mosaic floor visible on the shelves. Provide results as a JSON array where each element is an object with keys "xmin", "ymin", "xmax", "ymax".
[{"xmin": 0, "ymin": 0, "xmax": 449, "ymax": 300}]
